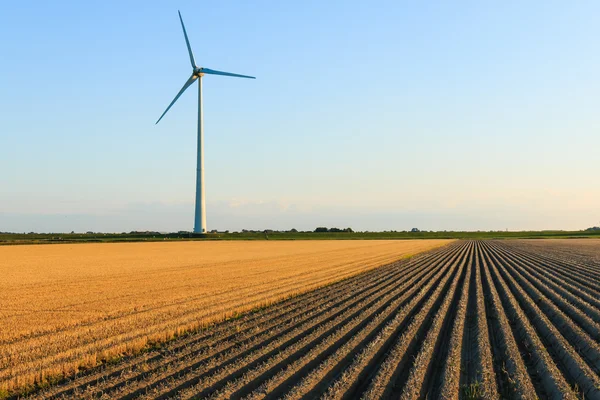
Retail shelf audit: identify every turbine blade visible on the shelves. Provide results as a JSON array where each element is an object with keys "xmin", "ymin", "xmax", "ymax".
[
  {"xmin": 155, "ymin": 75, "xmax": 197, "ymax": 125},
  {"xmin": 201, "ymin": 68, "xmax": 256, "ymax": 79},
  {"xmin": 178, "ymin": 11, "xmax": 196, "ymax": 68}
]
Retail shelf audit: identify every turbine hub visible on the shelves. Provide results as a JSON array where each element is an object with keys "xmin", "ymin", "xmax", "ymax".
[{"xmin": 194, "ymin": 67, "xmax": 204, "ymax": 77}]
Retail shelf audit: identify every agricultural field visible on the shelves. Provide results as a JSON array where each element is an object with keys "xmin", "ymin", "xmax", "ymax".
[
  {"xmin": 0, "ymin": 239, "xmax": 450, "ymax": 397},
  {"xmin": 13, "ymin": 239, "xmax": 600, "ymax": 399}
]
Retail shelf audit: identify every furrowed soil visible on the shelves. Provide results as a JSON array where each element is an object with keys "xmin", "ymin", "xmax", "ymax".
[
  {"xmin": 0, "ymin": 239, "xmax": 450, "ymax": 396},
  {"xmin": 6, "ymin": 239, "xmax": 600, "ymax": 399}
]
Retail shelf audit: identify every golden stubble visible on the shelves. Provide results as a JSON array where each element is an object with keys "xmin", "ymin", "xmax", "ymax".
[{"xmin": 0, "ymin": 239, "xmax": 451, "ymax": 392}]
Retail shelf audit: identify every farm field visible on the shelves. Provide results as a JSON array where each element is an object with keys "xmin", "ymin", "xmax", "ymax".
[
  {"xmin": 20, "ymin": 239, "xmax": 600, "ymax": 399},
  {"xmin": 0, "ymin": 239, "xmax": 451, "ymax": 396}
]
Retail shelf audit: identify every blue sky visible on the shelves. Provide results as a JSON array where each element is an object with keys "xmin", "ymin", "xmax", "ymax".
[{"xmin": 1, "ymin": 1, "xmax": 598, "ymax": 232}]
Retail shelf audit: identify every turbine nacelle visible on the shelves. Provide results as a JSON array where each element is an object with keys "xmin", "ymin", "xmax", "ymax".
[{"xmin": 193, "ymin": 68, "xmax": 204, "ymax": 77}]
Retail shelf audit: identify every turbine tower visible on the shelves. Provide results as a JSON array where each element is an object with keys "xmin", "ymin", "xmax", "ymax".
[{"xmin": 156, "ymin": 11, "xmax": 255, "ymax": 234}]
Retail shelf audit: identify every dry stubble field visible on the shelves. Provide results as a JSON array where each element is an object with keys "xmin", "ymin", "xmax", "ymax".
[
  {"xmin": 14, "ymin": 239, "xmax": 600, "ymax": 400},
  {"xmin": 0, "ymin": 239, "xmax": 450, "ymax": 395}
]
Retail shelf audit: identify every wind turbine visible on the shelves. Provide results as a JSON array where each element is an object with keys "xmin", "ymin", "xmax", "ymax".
[{"xmin": 156, "ymin": 11, "xmax": 255, "ymax": 234}]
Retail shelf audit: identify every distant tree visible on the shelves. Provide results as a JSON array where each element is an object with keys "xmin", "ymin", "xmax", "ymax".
[
  {"xmin": 344, "ymin": 227, "xmax": 353, "ymax": 233},
  {"xmin": 290, "ymin": 228, "xmax": 298, "ymax": 233},
  {"xmin": 411, "ymin": 228, "xmax": 420, "ymax": 233},
  {"xmin": 315, "ymin": 227, "xmax": 328, "ymax": 233}
]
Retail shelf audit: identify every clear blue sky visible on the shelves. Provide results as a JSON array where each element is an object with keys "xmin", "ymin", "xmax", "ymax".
[{"xmin": 1, "ymin": 1, "xmax": 598, "ymax": 232}]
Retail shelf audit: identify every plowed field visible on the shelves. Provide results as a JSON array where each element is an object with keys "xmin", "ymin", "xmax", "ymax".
[{"xmin": 12, "ymin": 239, "xmax": 600, "ymax": 399}]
